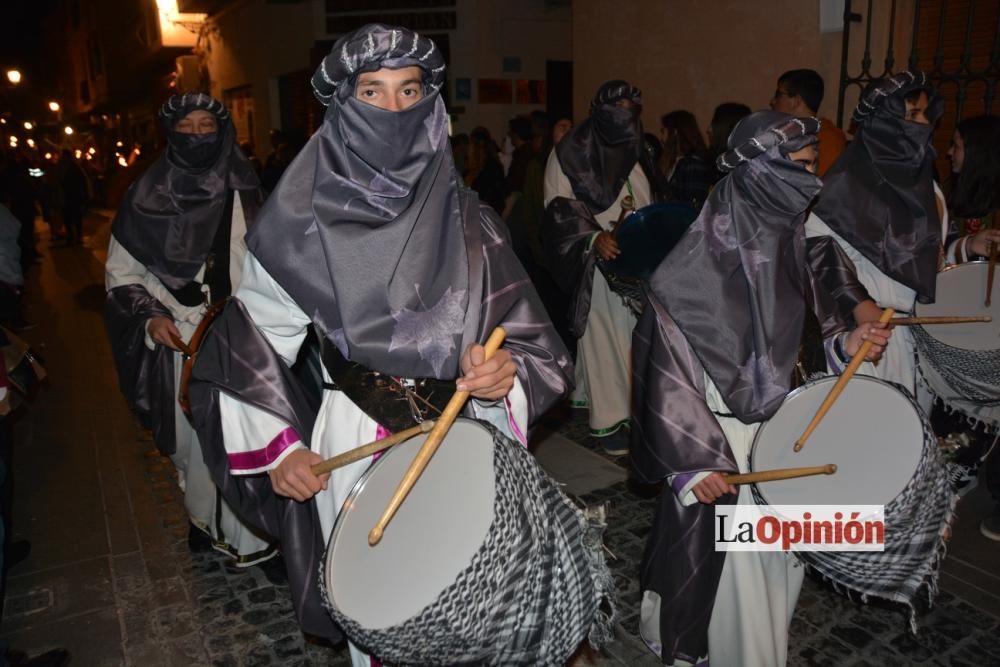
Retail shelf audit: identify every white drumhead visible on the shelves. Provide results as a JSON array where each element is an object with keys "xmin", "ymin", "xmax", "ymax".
[
  {"xmin": 750, "ymin": 376, "xmax": 925, "ymax": 507},
  {"xmin": 325, "ymin": 418, "xmax": 495, "ymax": 629},
  {"xmin": 916, "ymin": 261, "xmax": 1000, "ymax": 350}
]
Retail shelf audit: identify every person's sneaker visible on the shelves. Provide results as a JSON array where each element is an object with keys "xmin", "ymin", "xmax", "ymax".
[
  {"xmin": 980, "ymin": 513, "xmax": 1000, "ymax": 541},
  {"xmin": 597, "ymin": 427, "xmax": 630, "ymax": 457}
]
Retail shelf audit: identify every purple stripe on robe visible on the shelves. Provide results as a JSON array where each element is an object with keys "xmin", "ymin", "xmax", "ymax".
[
  {"xmin": 504, "ymin": 396, "xmax": 527, "ymax": 446},
  {"xmin": 671, "ymin": 472, "xmax": 696, "ymax": 497},
  {"xmin": 227, "ymin": 426, "xmax": 300, "ymax": 471},
  {"xmin": 372, "ymin": 424, "xmax": 392, "ymax": 461}
]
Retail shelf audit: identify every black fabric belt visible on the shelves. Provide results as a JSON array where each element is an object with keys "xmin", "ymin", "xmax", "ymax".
[{"xmin": 318, "ymin": 334, "xmax": 453, "ymax": 433}]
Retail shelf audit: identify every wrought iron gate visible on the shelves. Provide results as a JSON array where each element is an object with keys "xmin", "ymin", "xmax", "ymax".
[{"xmin": 836, "ymin": 0, "xmax": 1000, "ymax": 169}]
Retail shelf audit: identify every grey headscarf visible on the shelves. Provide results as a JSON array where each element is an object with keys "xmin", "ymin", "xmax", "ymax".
[
  {"xmin": 111, "ymin": 93, "xmax": 259, "ymax": 289},
  {"xmin": 555, "ymin": 80, "xmax": 645, "ymax": 211},
  {"xmin": 813, "ymin": 71, "xmax": 942, "ymax": 302},
  {"xmin": 246, "ymin": 25, "xmax": 470, "ymax": 379},
  {"xmin": 650, "ymin": 112, "xmax": 823, "ymax": 421}
]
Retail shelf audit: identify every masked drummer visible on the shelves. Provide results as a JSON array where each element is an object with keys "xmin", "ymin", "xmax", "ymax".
[
  {"xmin": 104, "ymin": 94, "xmax": 278, "ymax": 567},
  {"xmin": 631, "ymin": 112, "xmax": 892, "ymax": 666},
  {"xmin": 805, "ymin": 71, "xmax": 946, "ymax": 399},
  {"xmin": 542, "ymin": 80, "xmax": 661, "ymax": 456},
  {"xmin": 185, "ymin": 24, "xmax": 572, "ymax": 665}
]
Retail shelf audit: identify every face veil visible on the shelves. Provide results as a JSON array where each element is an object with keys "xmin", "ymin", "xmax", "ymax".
[{"xmin": 812, "ymin": 71, "xmax": 943, "ymax": 303}]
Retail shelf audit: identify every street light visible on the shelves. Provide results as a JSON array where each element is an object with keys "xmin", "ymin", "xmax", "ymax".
[
  {"xmin": 6, "ymin": 69, "xmax": 21, "ymax": 85},
  {"xmin": 63, "ymin": 125, "xmax": 74, "ymax": 135},
  {"xmin": 48, "ymin": 101, "xmax": 60, "ymax": 112},
  {"xmin": 22, "ymin": 121, "xmax": 32, "ymax": 130}
]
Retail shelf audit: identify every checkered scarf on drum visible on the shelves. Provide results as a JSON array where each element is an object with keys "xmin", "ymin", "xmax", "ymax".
[
  {"xmin": 912, "ymin": 325, "xmax": 1000, "ymax": 406},
  {"xmin": 912, "ymin": 324, "xmax": 1000, "ymax": 430},
  {"xmin": 753, "ymin": 387, "xmax": 958, "ymax": 631},
  {"xmin": 320, "ymin": 426, "xmax": 616, "ymax": 665}
]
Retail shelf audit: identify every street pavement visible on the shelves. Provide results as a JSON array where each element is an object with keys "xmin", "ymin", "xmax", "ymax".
[{"xmin": 2, "ymin": 214, "xmax": 999, "ymax": 666}]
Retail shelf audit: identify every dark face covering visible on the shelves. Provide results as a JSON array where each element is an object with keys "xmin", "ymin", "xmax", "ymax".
[
  {"xmin": 246, "ymin": 25, "xmax": 470, "ymax": 380},
  {"xmin": 555, "ymin": 80, "xmax": 644, "ymax": 211},
  {"xmin": 650, "ymin": 112, "xmax": 823, "ymax": 421},
  {"xmin": 168, "ymin": 131, "xmax": 223, "ymax": 170},
  {"xmin": 813, "ymin": 71, "xmax": 943, "ymax": 303},
  {"xmin": 110, "ymin": 93, "xmax": 259, "ymax": 289}
]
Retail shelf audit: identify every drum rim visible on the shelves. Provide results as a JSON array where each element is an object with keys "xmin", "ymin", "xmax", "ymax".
[
  {"xmin": 915, "ymin": 259, "xmax": 999, "ymax": 351},
  {"xmin": 936, "ymin": 258, "xmax": 991, "ymax": 274},
  {"xmin": 749, "ymin": 374, "xmax": 925, "ymax": 502},
  {"xmin": 323, "ymin": 416, "xmax": 495, "ymax": 613}
]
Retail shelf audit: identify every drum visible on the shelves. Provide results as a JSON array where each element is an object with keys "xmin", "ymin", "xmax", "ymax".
[
  {"xmin": 749, "ymin": 375, "xmax": 956, "ymax": 620},
  {"xmin": 321, "ymin": 418, "xmax": 614, "ymax": 665},
  {"xmin": 913, "ymin": 261, "xmax": 1000, "ymax": 429},
  {"xmin": 598, "ymin": 201, "xmax": 698, "ymax": 313}
]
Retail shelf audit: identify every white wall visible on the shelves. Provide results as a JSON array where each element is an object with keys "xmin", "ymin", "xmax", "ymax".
[
  {"xmin": 201, "ymin": 0, "xmax": 322, "ymax": 154},
  {"xmin": 448, "ymin": 0, "xmax": 573, "ymax": 139}
]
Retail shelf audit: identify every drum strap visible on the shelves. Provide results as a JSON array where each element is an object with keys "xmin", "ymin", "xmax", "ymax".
[{"xmin": 318, "ymin": 335, "xmax": 453, "ymax": 433}]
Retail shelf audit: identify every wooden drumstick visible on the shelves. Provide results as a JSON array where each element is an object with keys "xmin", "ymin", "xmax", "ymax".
[
  {"xmin": 794, "ymin": 307, "xmax": 895, "ymax": 452},
  {"xmin": 168, "ymin": 333, "xmax": 195, "ymax": 357},
  {"xmin": 890, "ymin": 315, "xmax": 992, "ymax": 326},
  {"xmin": 368, "ymin": 327, "xmax": 507, "ymax": 546},
  {"xmin": 722, "ymin": 464, "xmax": 837, "ymax": 486},
  {"xmin": 310, "ymin": 420, "xmax": 436, "ymax": 476},
  {"xmin": 987, "ymin": 240, "xmax": 997, "ymax": 307}
]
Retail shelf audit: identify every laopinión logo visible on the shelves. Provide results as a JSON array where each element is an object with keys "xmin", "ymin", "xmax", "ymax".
[{"xmin": 714, "ymin": 505, "xmax": 885, "ymax": 552}]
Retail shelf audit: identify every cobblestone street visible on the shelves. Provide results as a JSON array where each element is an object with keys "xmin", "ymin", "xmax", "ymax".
[{"xmin": 2, "ymin": 215, "xmax": 1000, "ymax": 666}]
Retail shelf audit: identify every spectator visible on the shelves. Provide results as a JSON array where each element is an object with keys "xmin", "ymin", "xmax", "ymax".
[
  {"xmin": 770, "ymin": 68, "xmax": 847, "ymax": 176},
  {"xmin": 503, "ymin": 116, "xmax": 537, "ymax": 270},
  {"xmin": 552, "ymin": 117, "xmax": 573, "ymax": 145},
  {"xmin": 260, "ymin": 129, "xmax": 288, "ymax": 195},
  {"xmin": 466, "ymin": 126, "xmax": 505, "ymax": 213},
  {"xmin": 943, "ymin": 114, "xmax": 1000, "ymax": 539},
  {"xmin": 659, "ymin": 110, "xmax": 713, "ymax": 209},
  {"xmin": 239, "ymin": 141, "xmax": 263, "ymax": 176},
  {"xmin": 451, "ymin": 132, "xmax": 469, "ymax": 179},
  {"xmin": 0, "ymin": 203, "xmax": 22, "ymax": 325},
  {"xmin": 57, "ymin": 149, "xmax": 88, "ymax": 246},
  {"xmin": 2, "ymin": 154, "xmax": 37, "ymax": 267},
  {"xmin": 707, "ymin": 102, "xmax": 751, "ymax": 182}
]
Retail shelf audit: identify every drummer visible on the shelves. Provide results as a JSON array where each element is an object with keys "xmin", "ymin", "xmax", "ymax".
[
  {"xmin": 630, "ymin": 112, "xmax": 892, "ymax": 666},
  {"xmin": 187, "ymin": 24, "xmax": 572, "ymax": 665},
  {"xmin": 104, "ymin": 93, "xmax": 278, "ymax": 568},
  {"xmin": 542, "ymin": 80, "xmax": 661, "ymax": 455},
  {"xmin": 805, "ymin": 71, "xmax": 944, "ymax": 398}
]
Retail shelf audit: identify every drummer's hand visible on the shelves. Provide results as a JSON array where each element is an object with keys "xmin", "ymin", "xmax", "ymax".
[
  {"xmin": 459, "ymin": 344, "xmax": 516, "ymax": 400},
  {"xmin": 967, "ymin": 229, "xmax": 1000, "ymax": 258},
  {"xmin": 692, "ymin": 472, "xmax": 737, "ymax": 504},
  {"xmin": 594, "ymin": 231, "xmax": 620, "ymax": 261},
  {"xmin": 844, "ymin": 322, "xmax": 892, "ymax": 361},
  {"xmin": 148, "ymin": 316, "xmax": 182, "ymax": 351},
  {"xmin": 269, "ymin": 448, "xmax": 330, "ymax": 502},
  {"xmin": 852, "ymin": 299, "xmax": 884, "ymax": 325}
]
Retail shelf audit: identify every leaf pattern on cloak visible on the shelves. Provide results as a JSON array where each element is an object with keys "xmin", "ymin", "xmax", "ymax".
[{"xmin": 389, "ymin": 287, "xmax": 467, "ymax": 377}]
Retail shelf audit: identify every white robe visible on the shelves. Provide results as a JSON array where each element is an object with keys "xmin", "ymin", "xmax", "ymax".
[
  {"xmin": 543, "ymin": 155, "xmax": 651, "ymax": 435},
  {"xmin": 105, "ymin": 195, "xmax": 274, "ymax": 564},
  {"xmin": 805, "ymin": 182, "xmax": 951, "ymax": 407},
  {"xmin": 640, "ymin": 374, "xmax": 803, "ymax": 667},
  {"xmin": 218, "ymin": 253, "xmax": 531, "ymax": 667}
]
